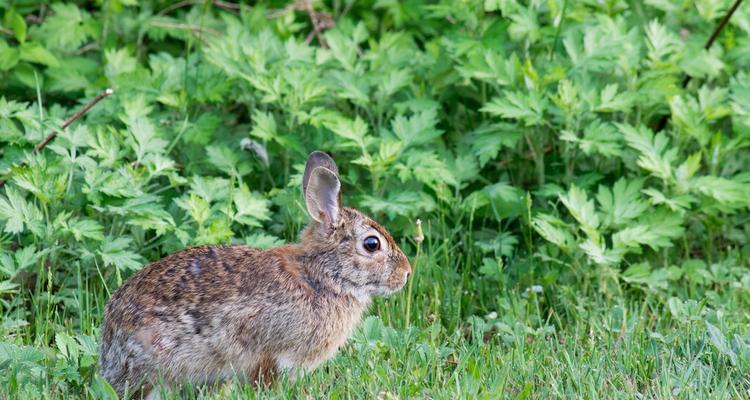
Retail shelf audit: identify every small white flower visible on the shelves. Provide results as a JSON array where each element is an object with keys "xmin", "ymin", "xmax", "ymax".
[{"xmin": 524, "ymin": 285, "xmax": 543, "ymax": 295}]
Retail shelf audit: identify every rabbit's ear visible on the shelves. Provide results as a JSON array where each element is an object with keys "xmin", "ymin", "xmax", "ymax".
[
  {"xmin": 303, "ymin": 151, "xmax": 339, "ymax": 195},
  {"xmin": 304, "ymin": 166, "xmax": 342, "ymax": 229}
]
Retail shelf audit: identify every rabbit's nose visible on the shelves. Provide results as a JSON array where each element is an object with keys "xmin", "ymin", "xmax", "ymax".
[{"xmin": 405, "ymin": 271, "xmax": 411, "ymax": 280}]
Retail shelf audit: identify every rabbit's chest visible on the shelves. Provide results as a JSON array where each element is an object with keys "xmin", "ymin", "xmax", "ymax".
[{"xmin": 286, "ymin": 299, "xmax": 366, "ymax": 368}]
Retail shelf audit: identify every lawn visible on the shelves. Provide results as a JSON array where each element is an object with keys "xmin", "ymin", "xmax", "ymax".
[{"xmin": 1, "ymin": 1, "xmax": 750, "ymax": 399}]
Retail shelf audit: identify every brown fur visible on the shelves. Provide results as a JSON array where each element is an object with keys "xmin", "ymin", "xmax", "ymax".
[{"xmin": 99, "ymin": 152, "xmax": 412, "ymax": 397}]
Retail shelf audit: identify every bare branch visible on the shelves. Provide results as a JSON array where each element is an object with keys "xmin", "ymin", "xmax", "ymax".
[
  {"xmin": 654, "ymin": 0, "xmax": 744, "ymax": 132},
  {"xmin": 157, "ymin": 0, "xmax": 242, "ymax": 17},
  {"xmin": 148, "ymin": 20, "xmax": 222, "ymax": 36},
  {"xmin": 0, "ymin": 89, "xmax": 114, "ymax": 189}
]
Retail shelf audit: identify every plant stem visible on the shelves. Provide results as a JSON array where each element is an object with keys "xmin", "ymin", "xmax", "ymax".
[
  {"xmin": 405, "ymin": 219, "xmax": 424, "ymax": 327},
  {"xmin": 404, "ymin": 241, "xmax": 420, "ymax": 328}
]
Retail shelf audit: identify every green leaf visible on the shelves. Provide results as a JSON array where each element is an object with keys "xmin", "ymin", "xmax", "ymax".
[
  {"xmin": 7, "ymin": 11, "xmax": 27, "ymax": 43},
  {"xmin": 532, "ymin": 213, "xmax": 574, "ymax": 252},
  {"xmin": 325, "ymin": 114, "xmax": 369, "ymax": 149},
  {"xmin": 38, "ymin": 3, "xmax": 95, "ymax": 52},
  {"xmin": 206, "ymin": 145, "xmax": 240, "ymax": 177},
  {"xmin": 0, "ymin": 40, "xmax": 20, "ymax": 71},
  {"xmin": 468, "ymin": 123, "xmax": 522, "ymax": 167},
  {"xmin": 245, "ymin": 232, "xmax": 285, "ymax": 249},
  {"xmin": 233, "ymin": 184, "xmax": 271, "ymax": 227},
  {"xmin": 559, "ymin": 185, "xmax": 600, "ymax": 240},
  {"xmin": 617, "ymin": 123, "xmax": 677, "ymax": 180},
  {"xmin": 481, "ymin": 90, "xmax": 546, "ymax": 126},
  {"xmin": 642, "ymin": 188, "xmax": 696, "ymax": 213},
  {"xmin": 561, "ymin": 120, "xmax": 622, "ymax": 157},
  {"xmin": 67, "ymin": 218, "xmax": 105, "ymax": 242},
  {"xmin": 681, "ymin": 47, "xmax": 724, "ymax": 80},
  {"xmin": 507, "ymin": 6, "xmax": 540, "ymax": 44},
  {"xmin": 18, "ymin": 42, "xmax": 60, "ymax": 67},
  {"xmin": 98, "ymin": 237, "xmax": 144, "ymax": 271},
  {"xmin": 0, "ymin": 186, "xmax": 27, "ymax": 234},
  {"xmin": 360, "ymin": 191, "xmax": 436, "ymax": 218},
  {"xmin": 391, "ymin": 110, "xmax": 444, "ymax": 147},
  {"xmin": 706, "ymin": 322, "xmax": 737, "ymax": 366},
  {"xmin": 249, "ymin": 110, "xmax": 277, "ymax": 142},
  {"xmin": 644, "ymin": 19, "xmax": 681, "ymax": 62},
  {"xmin": 579, "ymin": 238, "xmax": 623, "ymax": 266},
  {"xmin": 125, "ymin": 117, "xmax": 168, "ymax": 162},
  {"xmin": 690, "ymin": 176, "xmax": 750, "ymax": 210},
  {"xmin": 612, "ymin": 210, "xmax": 684, "ymax": 250},
  {"xmin": 185, "ymin": 113, "xmax": 222, "ymax": 145},
  {"xmin": 175, "ymin": 194, "xmax": 211, "ymax": 226},
  {"xmin": 596, "ymin": 84, "xmax": 635, "ymax": 113},
  {"xmin": 105, "ymin": 48, "xmax": 137, "ymax": 78},
  {"xmin": 596, "ymin": 178, "xmax": 648, "ymax": 228},
  {"xmin": 682, "ymin": 259, "xmax": 712, "ymax": 285}
]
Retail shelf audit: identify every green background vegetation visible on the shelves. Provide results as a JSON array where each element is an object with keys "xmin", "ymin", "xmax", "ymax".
[{"xmin": 1, "ymin": 0, "xmax": 750, "ymax": 398}]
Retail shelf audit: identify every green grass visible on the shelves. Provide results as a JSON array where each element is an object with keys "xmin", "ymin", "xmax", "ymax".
[
  {"xmin": 2, "ymin": 0, "xmax": 750, "ymax": 398},
  {"xmin": 2, "ymin": 228, "xmax": 749, "ymax": 399}
]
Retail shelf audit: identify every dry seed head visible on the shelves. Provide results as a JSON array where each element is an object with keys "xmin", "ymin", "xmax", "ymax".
[{"xmin": 414, "ymin": 219, "xmax": 424, "ymax": 243}]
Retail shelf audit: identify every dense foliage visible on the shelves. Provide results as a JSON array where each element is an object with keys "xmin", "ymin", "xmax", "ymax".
[{"xmin": 1, "ymin": 0, "xmax": 750, "ymax": 398}]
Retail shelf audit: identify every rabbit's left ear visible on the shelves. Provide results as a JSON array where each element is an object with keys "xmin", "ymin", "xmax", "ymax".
[{"xmin": 303, "ymin": 151, "xmax": 342, "ymax": 229}]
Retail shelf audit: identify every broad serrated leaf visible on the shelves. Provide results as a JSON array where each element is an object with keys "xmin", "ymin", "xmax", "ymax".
[
  {"xmin": 98, "ymin": 237, "xmax": 144, "ymax": 271},
  {"xmin": 233, "ymin": 184, "xmax": 271, "ymax": 227},
  {"xmin": 391, "ymin": 110, "xmax": 444, "ymax": 147},
  {"xmin": 38, "ymin": 3, "xmax": 96, "ymax": 52},
  {"xmin": 559, "ymin": 185, "xmax": 600, "ymax": 239},
  {"xmin": 481, "ymin": 90, "xmax": 546, "ymax": 126},
  {"xmin": 532, "ymin": 213, "xmax": 574, "ymax": 252},
  {"xmin": 245, "ymin": 232, "xmax": 285, "ymax": 249},
  {"xmin": 206, "ymin": 145, "xmax": 240, "ymax": 177},
  {"xmin": 596, "ymin": 178, "xmax": 648, "ymax": 227},
  {"xmin": 617, "ymin": 123, "xmax": 677, "ymax": 180}
]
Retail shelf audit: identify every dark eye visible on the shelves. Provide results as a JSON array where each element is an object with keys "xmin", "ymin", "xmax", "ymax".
[{"xmin": 363, "ymin": 236, "xmax": 380, "ymax": 252}]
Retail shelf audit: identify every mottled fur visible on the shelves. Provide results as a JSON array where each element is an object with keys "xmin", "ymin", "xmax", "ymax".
[{"xmin": 99, "ymin": 152, "xmax": 411, "ymax": 398}]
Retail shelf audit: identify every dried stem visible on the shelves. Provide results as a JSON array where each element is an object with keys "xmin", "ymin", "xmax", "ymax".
[
  {"xmin": 654, "ymin": 0, "xmax": 744, "ymax": 132},
  {"xmin": 0, "ymin": 89, "xmax": 114, "ymax": 189},
  {"xmin": 148, "ymin": 20, "xmax": 222, "ymax": 36},
  {"xmin": 158, "ymin": 0, "xmax": 241, "ymax": 17},
  {"xmin": 304, "ymin": 1, "xmax": 327, "ymax": 47},
  {"xmin": 268, "ymin": 0, "xmax": 335, "ymax": 47}
]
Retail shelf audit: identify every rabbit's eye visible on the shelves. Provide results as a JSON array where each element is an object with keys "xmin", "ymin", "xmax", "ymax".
[{"xmin": 363, "ymin": 236, "xmax": 380, "ymax": 252}]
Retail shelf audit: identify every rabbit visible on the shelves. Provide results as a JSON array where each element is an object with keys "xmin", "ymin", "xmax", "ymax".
[{"xmin": 98, "ymin": 151, "xmax": 412, "ymax": 399}]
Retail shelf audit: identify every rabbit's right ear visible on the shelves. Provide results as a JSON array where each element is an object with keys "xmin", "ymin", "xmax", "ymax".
[{"xmin": 303, "ymin": 151, "xmax": 342, "ymax": 230}]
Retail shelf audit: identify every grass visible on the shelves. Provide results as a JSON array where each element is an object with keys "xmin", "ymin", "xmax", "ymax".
[
  {"xmin": 2, "ymin": 1, "xmax": 750, "ymax": 399},
  {"xmin": 2, "ymin": 224, "xmax": 749, "ymax": 399}
]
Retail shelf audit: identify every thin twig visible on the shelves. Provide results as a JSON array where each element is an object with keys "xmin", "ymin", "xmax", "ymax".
[
  {"xmin": 267, "ymin": 1, "xmax": 307, "ymax": 18},
  {"xmin": 654, "ymin": 0, "xmax": 744, "ymax": 132},
  {"xmin": 75, "ymin": 42, "xmax": 100, "ymax": 55},
  {"xmin": 0, "ymin": 89, "xmax": 114, "ymax": 189},
  {"xmin": 267, "ymin": 0, "xmax": 335, "ymax": 46},
  {"xmin": 148, "ymin": 20, "xmax": 222, "ymax": 36},
  {"xmin": 157, "ymin": 0, "xmax": 241, "ymax": 17},
  {"xmin": 304, "ymin": 0, "xmax": 327, "ymax": 47}
]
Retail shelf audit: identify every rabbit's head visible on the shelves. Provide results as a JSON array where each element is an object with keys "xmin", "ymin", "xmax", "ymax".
[{"xmin": 301, "ymin": 151, "xmax": 412, "ymax": 299}]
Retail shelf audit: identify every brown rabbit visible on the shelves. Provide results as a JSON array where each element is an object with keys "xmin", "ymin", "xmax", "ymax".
[{"xmin": 99, "ymin": 151, "xmax": 412, "ymax": 398}]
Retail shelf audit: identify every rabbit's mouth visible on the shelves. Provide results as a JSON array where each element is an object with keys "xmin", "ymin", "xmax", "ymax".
[
  {"xmin": 377, "ymin": 268, "xmax": 410, "ymax": 296},
  {"xmin": 371, "ymin": 284, "xmax": 404, "ymax": 297}
]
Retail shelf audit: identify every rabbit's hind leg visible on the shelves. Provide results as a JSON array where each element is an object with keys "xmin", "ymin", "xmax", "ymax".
[{"xmin": 248, "ymin": 354, "xmax": 278, "ymax": 386}]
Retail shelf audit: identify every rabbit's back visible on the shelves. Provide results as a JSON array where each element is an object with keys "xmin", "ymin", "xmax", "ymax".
[
  {"xmin": 100, "ymin": 246, "xmax": 275, "ymax": 390},
  {"xmin": 99, "ymin": 244, "xmax": 367, "ymax": 395}
]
